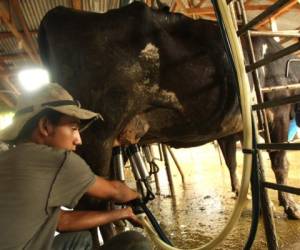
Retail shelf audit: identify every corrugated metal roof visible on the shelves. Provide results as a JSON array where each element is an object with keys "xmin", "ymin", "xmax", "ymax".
[
  {"xmin": 0, "ymin": 21, "xmax": 9, "ymax": 32},
  {"xmin": 0, "ymin": 37, "xmax": 22, "ymax": 55},
  {"xmin": 20, "ymin": 0, "xmax": 72, "ymax": 31},
  {"xmin": 82, "ymin": 0, "xmax": 120, "ymax": 13}
]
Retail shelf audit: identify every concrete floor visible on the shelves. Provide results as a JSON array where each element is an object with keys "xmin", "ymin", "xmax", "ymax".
[{"xmin": 129, "ymin": 143, "xmax": 300, "ymax": 249}]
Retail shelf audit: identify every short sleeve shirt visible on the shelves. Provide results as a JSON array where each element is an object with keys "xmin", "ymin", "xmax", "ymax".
[{"xmin": 0, "ymin": 143, "xmax": 96, "ymax": 250}]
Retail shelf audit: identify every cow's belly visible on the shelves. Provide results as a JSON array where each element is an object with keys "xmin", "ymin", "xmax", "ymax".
[{"xmin": 140, "ymin": 107, "xmax": 243, "ymax": 148}]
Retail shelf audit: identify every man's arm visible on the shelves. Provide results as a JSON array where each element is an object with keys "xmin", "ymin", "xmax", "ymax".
[
  {"xmin": 57, "ymin": 208, "xmax": 141, "ymax": 232},
  {"xmin": 86, "ymin": 176, "xmax": 140, "ymax": 203}
]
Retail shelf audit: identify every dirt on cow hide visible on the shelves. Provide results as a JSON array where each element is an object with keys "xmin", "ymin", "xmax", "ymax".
[{"xmin": 124, "ymin": 143, "xmax": 300, "ymax": 250}]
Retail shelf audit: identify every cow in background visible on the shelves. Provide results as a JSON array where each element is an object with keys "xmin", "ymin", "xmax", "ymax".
[
  {"xmin": 38, "ymin": 2, "xmax": 300, "ymax": 219},
  {"xmin": 218, "ymin": 36, "xmax": 300, "ymax": 219}
]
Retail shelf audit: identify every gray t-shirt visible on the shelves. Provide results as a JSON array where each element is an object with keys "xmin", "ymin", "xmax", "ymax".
[{"xmin": 0, "ymin": 143, "xmax": 96, "ymax": 250}]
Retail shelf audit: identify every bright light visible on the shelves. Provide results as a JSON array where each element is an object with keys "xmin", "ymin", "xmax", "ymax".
[
  {"xmin": 18, "ymin": 68, "xmax": 50, "ymax": 92},
  {"xmin": 0, "ymin": 113, "xmax": 13, "ymax": 130}
]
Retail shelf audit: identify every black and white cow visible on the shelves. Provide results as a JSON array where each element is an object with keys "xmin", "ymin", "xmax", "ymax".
[{"xmin": 38, "ymin": 2, "xmax": 300, "ymax": 219}]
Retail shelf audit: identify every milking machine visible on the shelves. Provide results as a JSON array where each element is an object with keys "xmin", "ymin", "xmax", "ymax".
[
  {"xmin": 112, "ymin": 146, "xmax": 125, "ymax": 182},
  {"xmin": 111, "ymin": 143, "xmax": 174, "ymax": 243},
  {"xmin": 111, "ymin": 143, "xmax": 174, "ymax": 245},
  {"xmin": 141, "ymin": 145, "xmax": 160, "ymax": 176},
  {"xmin": 112, "ymin": 144, "xmax": 159, "ymax": 203},
  {"xmin": 112, "ymin": 144, "xmax": 157, "ymax": 202},
  {"xmin": 112, "ymin": 144, "xmax": 156, "ymax": 202},
  {"xmin": 126, "ymin": 144, "xmax": 156, "ymax": 202}
]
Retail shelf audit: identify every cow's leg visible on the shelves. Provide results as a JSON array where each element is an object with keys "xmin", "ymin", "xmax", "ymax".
[
  {"xmin": 268, "ymin": 108, "xmax": 300, "ymax": 219},
  {"xmin": 269, "ymin": 150, "xmax": 300, "ymax": 219},
  {"xmin": 217, "ymin": 134, "xmax": 240, "ymax": 195}
]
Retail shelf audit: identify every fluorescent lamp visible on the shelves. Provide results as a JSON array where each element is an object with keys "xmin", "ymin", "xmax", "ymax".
[{"xmin": 18, "ymin": 68, "xmax": 50, "ymax": 92}]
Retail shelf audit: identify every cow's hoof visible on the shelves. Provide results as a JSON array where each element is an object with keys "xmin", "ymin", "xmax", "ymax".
[{"xmin": 285, "ymin": 206, "xmax": 300, "ymax": 220}]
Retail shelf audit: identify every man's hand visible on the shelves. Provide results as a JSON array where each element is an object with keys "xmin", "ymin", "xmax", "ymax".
[
  {"xmin": 121, "ymin": 207, "xmax": 143, "ymax": 228},
  {"xmin": 57, "ymin": 208, "xmax": 143, "ymax": 232}
]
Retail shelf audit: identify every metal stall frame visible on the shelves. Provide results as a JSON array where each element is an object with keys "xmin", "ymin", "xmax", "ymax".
[{"xmin": 221, "ymin": 0, "xmax": 300, "ymax": 249}]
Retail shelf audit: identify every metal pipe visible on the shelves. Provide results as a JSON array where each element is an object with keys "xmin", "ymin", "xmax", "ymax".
[
  {"xmin": 127, "ymin": 145, "xmax": 150, "ymax": 180},
  {"xmin": 252, "ymin": 94, "xmax": 300, "ymax": 110},
  {"xmin": 238, "ymin": 0, "xmax": 271, "ymax": 143},
  {"xmin": 112, "ymin": 146, "xmax": 125, "ymax": 181},
  {"xmin": 166, "ymin": 146, "xmax": 185, "ymax": 184},
  {"xmin": 250, "ymin": 30, "xmax": 300, "ymax": 38},
  {"xmin": 257, "ymin": 142, "xmax": 300, "ymax": 150},
  {"xmin": 237, "ymin": 0, "xmax": 291, "ymax": 36},
  {"xmin": 246, "ymin": 42, "xmax": 300, "ymax": 73},
  {"xmin": 263, "ymin": 182, "xmax": 300, "ymax": 195},
  {"xmin": 161, "ymin": 144, "xmax": 175, "ymax": 197},
  {"xmin": 142, "ymin": 145, "xmax": 153, "ymax": 163},
  {"xmin": 286, "ymin": 58, "xmax": 300, "ymax": 77},
  {"xmin": 261, "ymin": 83, "xmax": 300, "ymax": 93}
]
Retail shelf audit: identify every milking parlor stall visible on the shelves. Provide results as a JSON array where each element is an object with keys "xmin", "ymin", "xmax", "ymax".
[{"xmin": 0, "ymin": 0, "xmax": 300, "ymax": 249}]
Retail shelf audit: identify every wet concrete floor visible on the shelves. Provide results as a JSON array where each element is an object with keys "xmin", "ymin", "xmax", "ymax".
[{"xmin": 132, "ymin": 143, "xmax": 300, "ymax": 249}]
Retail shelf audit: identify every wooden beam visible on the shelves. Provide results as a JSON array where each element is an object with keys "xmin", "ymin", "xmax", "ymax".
[
  {"xmin": 0, "ymin": 63, "xmax": 20, "ymax": 95},
  {"xmin": 145, "ymin": 0, "xmax": 154, "ymax": 7},
  {"xmin": 11, "ymin": 0, "xmax": 39, "ymax": 61},
  {"xmin": 245, "ymin": 4, "xmax": 273, "ymax": 10},
  {"xmin": 194, "ymin": 0, "xmax": 207, "ymax": 8},
  {"xmin": 1, "ymin": 76, "xmax": 20, "ymax": 95},
  {"xmin": 186, "ymin": 7, "xmax": 214, "ymax": 15},
  {"xmin": 183, "ymin": 3, "xmax": 299, "ymax": 15},
  {"xmin": 170, "ymin": 1, "xmax": 177, "ymax": 12},
  {"xmin": 0, "ymin": 70, "xmax": 16, "ymax": 78},
  {"xmin": 0, "ymin": 91, "xmax": 14, "ymax": 108},
  {"xmin": 0, "ymin": 52, "xmax": 28, "ymax": 61},
  {"xmin": 174, "ymin": 0, "xmax": 187, "ymax": 13},
  {"xmin": 0, "ymin": 4, "xmax": 39, "ymax": 64},
  {"xmin": 0, "ymin": 30, "xmax": 37, "ymax": 39},
  {"xmin": 72, "ymin": 0, "xmax": 82, "ymax": 10},
  {"xmin": 256, "ymin": 0, "xmax": 299, "ymax": 28}
]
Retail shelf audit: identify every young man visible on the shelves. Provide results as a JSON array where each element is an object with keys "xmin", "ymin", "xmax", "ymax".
[{"xmin": 0, "ymin": 83, "xmax": 152, "ymax": 250}]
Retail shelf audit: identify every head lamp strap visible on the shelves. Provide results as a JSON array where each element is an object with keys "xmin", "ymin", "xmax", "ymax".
[{"xmin": 15, "ymin": 100, "xmax": 80, "ymax": 117}]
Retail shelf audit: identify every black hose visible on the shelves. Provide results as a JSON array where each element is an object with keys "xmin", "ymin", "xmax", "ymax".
[
  {"xmin": 143, "ymin": 179, "xmax": 156, "ymax": 202},
  {"xmin": 130, "ymin": 199, "xmax": 173, "ymax": 246},
  {"xmin": 244, "ymin": 118, "xmax": 261, "ymax": 250},
  {"xmin": 149, "ymin": 161, "xmax": 160, "ymax": 175}
]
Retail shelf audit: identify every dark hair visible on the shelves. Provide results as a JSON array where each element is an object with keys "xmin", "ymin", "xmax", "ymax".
[{"xmin": 15, "ymin": 109, "xmax": 63, "ymax": 143}]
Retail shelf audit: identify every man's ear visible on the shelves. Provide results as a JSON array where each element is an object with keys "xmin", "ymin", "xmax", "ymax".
[{"xmin": 37, "ymin": 117, "xmax": 52, "ymax": 137}]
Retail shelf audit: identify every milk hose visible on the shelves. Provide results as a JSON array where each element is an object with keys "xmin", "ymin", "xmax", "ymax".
[
  {"xmin": 134, "ymin": 0, "xmax": 254, "ymax": 249},
  {"xmin": 213, "ymin": 2, "xmax": 260, "ymax": 249}
]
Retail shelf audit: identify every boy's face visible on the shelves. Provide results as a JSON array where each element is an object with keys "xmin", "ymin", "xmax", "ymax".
[{"xmin": 45, "ymin": 115, "xmax": 82, "ymax": 151}]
